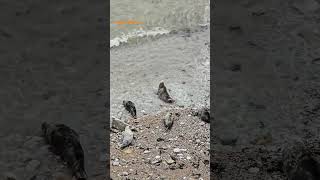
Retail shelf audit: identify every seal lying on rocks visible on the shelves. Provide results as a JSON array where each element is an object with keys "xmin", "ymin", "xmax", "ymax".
[
  {"xmin": 163, "ymin": 112, "xmax": 174, "ymax": 131},
  {"xmin": 41, "ymin": 122, "xmax": 87, "ymax": 180},
  {"xmin": 119, "ymin": 126, "xmax": 134, "ymax": 149},
  {"xmin": 123, "ymin": 100, "xmax": 137, "ymax": 119},
  {"xmin": 157, "ymin": 81, "xmax": 174, "ymax": 103}
]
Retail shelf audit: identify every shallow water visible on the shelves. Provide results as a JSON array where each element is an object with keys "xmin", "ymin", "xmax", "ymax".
[{"xmin": 110, "ymin": 0, "xmax": 210, "ymax": 47}]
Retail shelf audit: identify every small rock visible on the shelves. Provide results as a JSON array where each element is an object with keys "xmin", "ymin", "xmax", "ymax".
[
  {"xmin": 143, "ymin": 150, "xmax": 151, "ymax": 154},
  {"xmin": 249, "ymin": 167, "xmax": 260, "ymax": 174},
  {"xmin": 173, "ymin": 148, "xmax": 186, "ymax": 153},
  {"xmin": 166, "ymin": 158, "xmax": 175, "ymax": 165},
  {"xmin": 141, "ymin": 110, "xmax": 147, "ymax": 115},
  {"xmin": 219, "ymin": 134, "xmax": 238, "ymax": 146},
  {"xmin": 157, "ymin": 137, "xmax": 165, "ymax": 142},
  {"xmin": 121, "ymin": 172, "xmax": 129, "ymax": 176},
  {"xmin": 151, "ymin": 159, "xmax": 161, "ymax": 165},
  {"xmin": 3, "ymin": 172, "xmax": 17, "ymax": 180},
  {"xmin": 112, "ymin": 159, "xmax": 120, "ymax": 166},
  {"xmin": 230, "ymin": 64, "xmax": 241, "ymax": 72},
  {"xmin": 111, "ymin": 117, "xmax": 129, "ymax": 131},
  {"xmin": 155, "ymin": 155, "xmax": 161, "ymax": 159},
  {"xmin": 26, "ymin": 160, "xmax": 41, "ymax": 172}
]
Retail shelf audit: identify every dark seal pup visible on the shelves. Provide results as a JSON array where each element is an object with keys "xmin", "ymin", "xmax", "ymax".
[
  {"xmin": 42, "ymin": 122, "xmax": 87, "ymax": 180},
  {"xmin": 157, "ymin": 81, "xmax": 174, "ymax": 103},
  {"xmin": 123, "ymin": 100, "xmax": 137, "ymax": 119},
  {"xmin": 192, "ymin": 107, "xmax": 210, "ymax": 123}
]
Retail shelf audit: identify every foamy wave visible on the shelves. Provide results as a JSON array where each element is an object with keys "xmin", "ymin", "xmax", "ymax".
[{"xmin": 110, "ymin": 27, "xmax": 170, "ymax": 48}]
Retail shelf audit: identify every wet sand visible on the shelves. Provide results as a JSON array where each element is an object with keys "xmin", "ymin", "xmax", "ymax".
[{"xmin": 0, "ymin": 0, "xmax": 107, "ymax": 179}]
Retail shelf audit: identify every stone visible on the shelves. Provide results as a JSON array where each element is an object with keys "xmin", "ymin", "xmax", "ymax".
[
  {"xmin": 25, "ymin": 160, "xmax": 41, "ymax": 172},
  {"xmin": 3, "ymin": 172, "xmax": 17, "ymax": 180},
  {"xmin": 173, "ymin": 148, "xmax": 186, "ymax": 153},
  {"xmin": 121, "ymin": 172, "xmax": 129, "ymax": 176},
  {"xmin": 292, "ymin": 0, "xmax": 320, "ymax": 14},
  {"xmin": 248, "ymin": 167, "xmax": 260, "ymax": 174},
  {"xmin": 166, "ymin": 159, "xmax": 175, "ymax": 165},
  {"xmin": 112, "ymin": 159, "xmax": 120, "ymax": 166},
  {"xmin": 111, "ymin": 116, "xmax": 129, "ymax": 131},
  {"xmin": 219, "ymin": 134, "xmax": 238, "ymax": 146}
]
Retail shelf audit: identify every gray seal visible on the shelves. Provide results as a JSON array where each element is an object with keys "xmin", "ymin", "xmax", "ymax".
[
  {"xmin": 42, "ymin": 122, "xmax": 87, "ymax": 180},
  {"xmin": 123, "ymin": 100, "xmax": 137, "ymax": 119},
  {"xmin": 157, "ymin": 81, "xmax": 174, "ymax": 103}
]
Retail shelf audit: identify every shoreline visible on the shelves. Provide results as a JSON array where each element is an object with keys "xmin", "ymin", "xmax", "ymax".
[{"xmin": 110, "ymin": 26, "xmax": 210, "ymax": 123}]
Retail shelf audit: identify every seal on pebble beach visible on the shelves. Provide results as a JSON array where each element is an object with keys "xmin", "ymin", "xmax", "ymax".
[
  {"xmin": 157, "ymin": 81, "xmax": 174, "ymax": 103},
  {"xmin": 41, "ymin": 122, "xmax": 87, "ymax": 180},
  {"xmin": 163, "ymin": 112, "xmax": 174, "ymax": 130},
  {"xmin": 123, "ymin": 100, "xmax": 137, "ymax": 119}
]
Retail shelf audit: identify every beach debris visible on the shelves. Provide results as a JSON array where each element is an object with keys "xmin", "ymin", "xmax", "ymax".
[
  {"xmin": 123, "ymin": 100, "xmax": 137, "ymax": 119},
  {"xmin": 119, "ymin": 126, "xmax": 134, "ymax": 149},
  {"xmin": 111, "ymin": 116, "xmax": 129, "ymax": 131},
  {"xmin": 163, "ymin": 112, "xmax": 174, "ymax": 130},
  {"xmin": 41, "ymin": 122, "xmax": 87, "ymax": 180},
  {"xmin": 157, "ymin": 81, "xmax": 174, "ymax": 103},
  {"xmin": 282, "ymin": 142, "xmax": 320, "ymax": 180}
]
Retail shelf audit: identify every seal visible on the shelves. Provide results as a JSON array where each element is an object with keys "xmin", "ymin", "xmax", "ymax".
[
  {"xmin": 123, "ymin": 100, "xmax": 137, "ymax": 119},
  {"xmin": 163, "ymin": 112, "xmax": 174, "ymax": 131},
  {"xmin": 41, "ymin": 122, "xmax": 87, "ymax": 180},
  {"xmin": 192, "ymin": 107, "xmax": 210, "ymax": 123},
  {"xmin": 157, "ymin": 81, "xmax": 174, "ymax": 103}
]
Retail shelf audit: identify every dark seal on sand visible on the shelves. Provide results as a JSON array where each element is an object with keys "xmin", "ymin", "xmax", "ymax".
[
  {"xmin": 123, "ymin": 100, "xmax": 137, "ymax": 119},
  {"xmin": 41, "ymin": 122, "xmax": 87, "ymax": 180},
  {"xmin": 192, "ymin": 107, "xmax": 210, "ymax": 123},
  {"xmin": 157, "ymin": 81, "xmax": 174, "ymax": 103},
  {"xmin": 163, "ymin": 112, "xmax": 174, "ymax": 131}
]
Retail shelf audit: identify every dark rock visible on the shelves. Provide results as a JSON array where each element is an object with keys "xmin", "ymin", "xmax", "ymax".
[{"xmin": 230, "ymin": 64, "xmax": 242, "ymax": 72}]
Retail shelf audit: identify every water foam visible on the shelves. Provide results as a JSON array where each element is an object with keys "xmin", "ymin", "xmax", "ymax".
[{"xmin": 110, "ymin": 27, "xmax": 170, "ymax": 48}]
